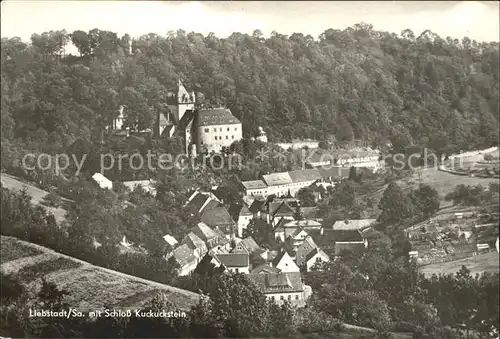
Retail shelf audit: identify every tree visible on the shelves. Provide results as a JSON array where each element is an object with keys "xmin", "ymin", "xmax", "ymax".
[
  {"xmin": 293, "ymin": 205, "xmax": 304, "ymax": 221},
  {"xmin": 297, "ymin": 186, "xmax": 316, "ymax": 207},
  {"xmin": 409, "ymin": 184, "xmax": 440, "ymax": 219},
  {"xmin": 378, "ymin": 182, "xmax": 412, "ymax": 225},
  {"xmin": 348, "ymin": 166, "xmax": 358, "ymax": 182}
]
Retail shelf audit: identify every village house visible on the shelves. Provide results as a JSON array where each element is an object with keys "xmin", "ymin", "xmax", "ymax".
[
  {"xmin": 200, "ymin": 205, "xmax": 236, "ymax": 239},
  {"xmin": 332, "ymin": 219, "xmax": 377, "ymax": 232},
  {"xmin": 247, "ymin": 272, "xmax": 308, "ymax": 307},
  {"xmin": 181, "ymin": 232, "xmax": 208, "ymax": 260},
  {"xmin": 228, "ymin": 203, "xmax": 254, "ymax": 237},
  {"xmin": 303, "ymin": 151, "xmax": 333, "ymax": 168},
  {"xmin": 168, "ymin": 244, "xmax": 198, "ymax": 276},
  {"xmin": 272, "ymin": 250, "xmax": 301, "ymax": 273},
  {"xmin": 232, "ymin": 236, "xmax": 260, "ymax": 255},
  {"xmin": 248, "ymin": 198, "xmax": 268, "ymax": 220},
  {"xmin": 304, "ymin": 248, "xmax": 330, "ymax": 272},
  {"xmin": 268, "ymin": 201, "xmax": 295, "ymax": 226},
  {"xmin": 274, "ymin": 219, "xmax": 322, "ymax": 242},
  {"xmin": 191, "ymin": 222, "xmax": 230, "ymax": 252},
  {"xmin": 122, "ymin": 180, "xmax": 157, "ymax": 196},
  {"xmin": 92, "ymin": 173, "xmax": 113, "ymax": 190},
  {"xmin": 251, "ymin": 263, "xmax": 281, "ymax": 274},
  {"xmin": 286, "ymin": 228, "xmax": 311, "ymax": 252},
  {"xmin": 241, "ymin": 180, "xmax": 268, "ymax": 197},
  {"xmin": 184, "ymin": 190, "xmax": 221, "ymax": 214},
  {"xmin": 296, "ymin": 235, "xmax": 319, "ymax": 268},
  {"xmin": 320, "ymin": 229, "xmax": 368, "ymax": 257},
  {"xmin": 241, "ymin": 169, "xmax": 322, "ymax": 198},
  {"xmin": 214, "ymin": 253, "xmax": 250, "ymax": 274}
]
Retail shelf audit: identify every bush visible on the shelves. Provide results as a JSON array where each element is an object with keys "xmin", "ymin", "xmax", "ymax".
[
  {"xmin": 484, "ymin": 153, "xmax": 494, "ymax": 161},
  {"xmin": 42, "ymin": 190, "xmax": 62, "ymax": 208}
]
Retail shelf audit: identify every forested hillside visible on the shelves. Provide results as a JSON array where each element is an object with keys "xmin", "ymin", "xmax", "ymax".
[{"xmin": 1, "ymin": 24, "xmax": 499, "ymax": 155}]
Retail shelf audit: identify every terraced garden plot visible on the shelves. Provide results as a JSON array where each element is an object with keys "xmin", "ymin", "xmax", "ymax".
[
  {"xmin": 0, "ymin": 239, "xmax": 43, "ymax": 263},
  {"xmin": 15, "ymin": 257, "xmax": 82, "ymax": 283},
  {"xmin": 1, "ymin": 236, "xmax": 201, "ymax": 311}
]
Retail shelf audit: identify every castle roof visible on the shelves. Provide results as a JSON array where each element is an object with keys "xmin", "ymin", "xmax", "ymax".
[{"xmin": 196, "ymin": 108, "xmax": 241, "ymax": 127}]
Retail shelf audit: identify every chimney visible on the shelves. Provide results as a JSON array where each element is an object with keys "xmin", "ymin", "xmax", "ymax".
[{"xmin": 320, "ymin": 227, "xmax": 324, "ymax": 235}]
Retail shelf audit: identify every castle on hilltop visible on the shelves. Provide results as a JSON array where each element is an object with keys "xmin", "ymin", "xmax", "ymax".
[{"xmin": 109, "ymin": 80, "xmax": 243, "ymax": 155}]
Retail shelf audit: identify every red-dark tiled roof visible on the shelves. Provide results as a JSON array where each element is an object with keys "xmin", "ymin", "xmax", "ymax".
[
  {"xmin": 215, "ymin": 253, "xmax": 249, "ymax": 267},
  {"xmin": 196, "ymin": 108, "xmax": 241, "ymax": 126},
  {"xmin": 201, "ymin": 207, "xmax": 235, "ymax": 228}
]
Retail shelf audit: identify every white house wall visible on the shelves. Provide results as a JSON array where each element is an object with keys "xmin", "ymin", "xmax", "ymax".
[{"xmin": 196, "ymin": 123, "xmax": 243, "ymax": 153}]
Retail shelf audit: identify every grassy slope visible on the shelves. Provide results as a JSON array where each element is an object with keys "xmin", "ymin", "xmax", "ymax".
[
  {"xmin": 0, "ymin": 236, "xmax": 200, "ymax": 311},
  {"xmin": 0, "ymin": 173, "xmax": 70, "ymax": 224}
]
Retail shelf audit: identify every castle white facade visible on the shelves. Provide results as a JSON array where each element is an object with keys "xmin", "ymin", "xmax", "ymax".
[{"xmin": 109, "ymin": 80, "xmax": 243, "ymax": 155}]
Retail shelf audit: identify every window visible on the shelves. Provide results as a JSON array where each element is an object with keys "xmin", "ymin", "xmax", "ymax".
[
  {"xmin": 220, "ymin": 127, "xmax": 222, "ymax": 132},
  {"xmin": 226, "ymin": 136, "xmax": 228, "ymax": 139},
  {"xmin": 288, "ymin": 295, "xmax": 292, "ymax": 301},
  {"xmin": 201, "ymin": 141, "xmax": 204, "ymax": 145},
  {"xmin": 235, "ymin": 268, "xmax": 239, "ymax": 273},
  {"xmin": 204, "ymin": 128, "xmax": 209, "ymax": 133},
  {"xmin": 280, "ymin": 296, "xmax": 284, "ymax": 300},
  {"xmin": 271, "ymin": 296, "xmax": 275, "ymax": 301},
  {"xmin": 213, "ymin": 128, "xmax": 216, "ymax": 132},
  {"xmin": 232, "ymin": 135, "xmax": 234, "ymax": 139},
  {"xmin": 214, "ymin": 136, "xmax": 217, "ymax": 140},
  {"xmin": 234, "ymin": 127, "xmax": 237, "ymax": 131},
  {"xmin": 227, "ymin": 127, "xmax": 230, "ymax": 131},
  {"xmin": 295, "ymin": 295, "xmax": 299, "ymax": 300}
]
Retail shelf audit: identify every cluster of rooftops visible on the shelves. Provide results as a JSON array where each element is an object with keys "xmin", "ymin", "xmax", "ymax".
[{"xmin": 241, "ymin": 167, "xmax": 351, "ymax": 191}]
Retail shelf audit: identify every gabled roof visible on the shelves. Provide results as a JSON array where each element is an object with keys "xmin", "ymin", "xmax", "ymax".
[
  {"xmin": 271, "ymin": 250, "xmax": 295, "ymax": 267},
  {"xmin": 332, "ymin": 242, "xmax": 366, "ymax": 256},
  {"xmin": 249, "ymin": 199, "xmax": 266, "ymax": 214},
  {"xmin": 239, "ymin": 237, "xmax": 260, "ymax": 253},
  {"xmin": 228, "ymin": 204, "xmax": 252, "ymax": 221},
  {"xmin": 192, "ymin": 222, "xmax": 219, "ymax": 242},
  {"xmin": 316, "ymin": 166, "xmax": 350, "ymax": 181},
  {"xmin": 172, "ymin": 244, "xmax": 197, "ymax": 266},
  {"xmin": 305, "ymin": 248, "xmax": 330, "ymax": 262},
  {"xmin": 185, "ymin": 191, "xmax": 220, "ymax": 214},
  {"xmin": 201, "ymin": 206, "xmax": 235, "ymax": 228},
  {"xmin": 248, "ymin": 272, "xmax": 303, "ymax": 293},
  {"xmin": 299, "ymin": 235, "xmax": 318, "ymax": 251},
  {"xmin": 269, "ymin": 202, "xmax": 294, "ymax": 217},
  {"xmin": 196, "ymin": 108, "xmax": 241, "ymax": 126},
  {"xmin": 123, "ymin": 180, "xmax": 156, "ymax": 195},
  {"xmin": 288, "ymin": 169, "xmax": 322, "ymax": 183},
  {"xmin": 283, "ymin": 219, "xmax": 322, "ymax": 228},
  {"xmin": 163, "ymin": 234, "xmax": 178, "ymax": 247},
  {"xmin": 300, "ymin": 207, "xmax": 318, "ymax": 220},
  {"xmin": 290, "ymin": 227, "xmax": 309, "ymax": 239},
  {"xmin": 182, "ymin": 232, "xmax": 206, "ymax": 251},
  {"xmin": 322, "ymin": 229, "xmax": 365, "ymax": 243},
  {"xmin": 241, "ymin": 180, "xmax": 267, "ymax": 190},
  {"xmin": 215, "ymin": 253, "xmax": 249, "ymax": 268},
  {"xmin": 332, "ymin": 219, "xmax": 376, "ymax": 231},
  {"xmin": 251, "ymin": 263, "xmax": 281, "ymax": 274},
  {"xmin": 262, "ymin": 172, "xmax": 293, "ymax": 186}
]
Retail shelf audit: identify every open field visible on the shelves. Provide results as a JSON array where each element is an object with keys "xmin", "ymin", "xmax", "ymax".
[
  {"xmin": 398, "ymin": 167, "xmax": 499, "ymax": 201},
  {"xmin": 0, "ymin": 236, "xmax": 200, "ymax": 311},
  {"xmin": 419, "ymin": 251, "xmax": 499, "ymax": 277},
  {"xmin": 1, "ymin": 173, "xmax": 70, "ymax": 224}
]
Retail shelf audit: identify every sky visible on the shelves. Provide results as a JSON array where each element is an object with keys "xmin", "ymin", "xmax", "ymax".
[{"xmin": 1, "ymin": 1, "xmax": 499, "ymax": 45}]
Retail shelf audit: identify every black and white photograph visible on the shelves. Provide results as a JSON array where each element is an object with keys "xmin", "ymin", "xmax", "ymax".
[{"xmin": 0, "ymin": 1, "xmax": 499, "ymax": 338}]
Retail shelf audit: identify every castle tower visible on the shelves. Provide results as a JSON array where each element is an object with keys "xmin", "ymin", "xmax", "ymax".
[
  {"xmin": 114, "ymin": 105, "xmax": 126, "ymax": 130},
  {"xmin": 256, "ymin": 126, "xmax": 268, "ymax": 143},
  {"xmin": 169, "ymin": 79, "xmax": 195, "ymax": 123}
]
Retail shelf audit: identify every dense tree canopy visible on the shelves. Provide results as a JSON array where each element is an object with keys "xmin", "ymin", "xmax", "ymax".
[{"xmin": 1, "ymin": 25, "xmax": 499, "ymax": 160}]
